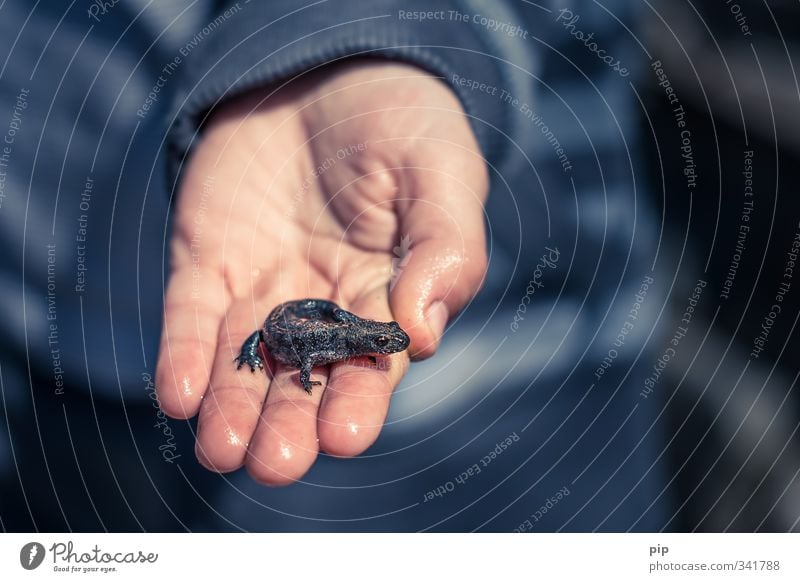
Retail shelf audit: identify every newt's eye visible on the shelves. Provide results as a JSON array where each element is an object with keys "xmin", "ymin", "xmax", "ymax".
[{"xmin": 375, "ymin": 336, "xmax": 390, "ymax": 347}]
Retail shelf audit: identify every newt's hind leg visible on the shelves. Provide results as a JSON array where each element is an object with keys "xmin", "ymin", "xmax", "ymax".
[{"xmin": 298, "ymin": 360, "xmax": 323, "ymax": 394}]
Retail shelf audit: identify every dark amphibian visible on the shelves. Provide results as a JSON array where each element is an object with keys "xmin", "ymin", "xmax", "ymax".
[{"xmin": 234, "ymin": 298, "xmax": 410, "ymax": 393}]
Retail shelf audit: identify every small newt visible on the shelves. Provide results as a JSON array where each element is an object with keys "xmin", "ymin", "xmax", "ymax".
[{"xmin": 234, "ymin": 298, "xmax": 410, "ymax": 393}]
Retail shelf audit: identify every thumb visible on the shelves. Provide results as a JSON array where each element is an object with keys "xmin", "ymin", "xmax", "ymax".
[{"xmin": 389, "ymin": 162, "xmax": 488, "ymax": 360}]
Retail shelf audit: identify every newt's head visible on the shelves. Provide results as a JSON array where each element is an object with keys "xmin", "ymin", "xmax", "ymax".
[{"xmin": 359, "ymin": 320, "xmax": 410, "ymax": 355}]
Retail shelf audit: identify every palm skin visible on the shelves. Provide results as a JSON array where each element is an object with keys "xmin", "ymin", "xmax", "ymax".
[{"xmin": 156, "ymin": 61, "xmax": 489, "ymax": 485}]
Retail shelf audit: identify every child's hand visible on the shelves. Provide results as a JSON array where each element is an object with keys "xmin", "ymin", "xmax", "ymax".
[{"xmin": 155, "ymin": 61, "xmax": 489, "ymax": 485}]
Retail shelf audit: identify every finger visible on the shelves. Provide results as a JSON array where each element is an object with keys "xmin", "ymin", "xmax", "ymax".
[
  {"xmin": 318, "ymin": 292, "xmax": 410, "ymax": 457},
  {"xmin": 391, "ymin": 153, "xmax": 489, "ymax": 359},
  {"xmin": 245, "ymin": 362, "xmax": 328, "ymax": 486},
  {"xmin": 156, "ymin": 254, "xmax": 229, "ymax": 419},
  {"xmin": 195, "ymin": 298, "xmax": 273, "ymax": 473}
]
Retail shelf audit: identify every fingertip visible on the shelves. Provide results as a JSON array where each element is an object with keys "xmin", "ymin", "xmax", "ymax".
[
  {"xmin": 318, "ymin": 415, "xmax": 381, "ymax": 458},
  {"xmin": 155, "ymin": 344, "xmax": 211, "ymax": 419},
  {"xmin": 194, "ymin": 379, "xmax": 267, "ymax": 473},
  {"xmin": 426, "ymin": 300, "xmax": 449, "ymax": 338},
  {"xmin": 245, "ymin": 451, "xmax": 314, "ymax": 487},
  {"xmin": 389, "ymin": 239, "xmax": 486, "ymax": 359},
  {"xmin": 392, "ymin": 296, "xmax": 446, "ymax": 360},
  {"xmin": 409, "ymin": 300, "xmax": 449, "ymax": 360},
  {"xmin": 246, "ymin": 400, "xmax": 320, "ymax": 486},
  {"xmin": 194, "ymin": 423, "xmax": 250, "ymax": 473}
]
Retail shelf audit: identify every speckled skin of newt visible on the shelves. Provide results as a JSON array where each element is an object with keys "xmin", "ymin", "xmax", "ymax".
[{"xmin": 234, "ymin": 298, "xmax": 410, "ymax": 393}]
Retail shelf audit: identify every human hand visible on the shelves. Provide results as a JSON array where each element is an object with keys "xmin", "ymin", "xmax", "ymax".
[{"xmin": 155, "ymin": 61, "xmax": 488, "ymax": 485}]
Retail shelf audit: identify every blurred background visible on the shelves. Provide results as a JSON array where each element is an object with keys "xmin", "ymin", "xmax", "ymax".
[
  {"xmin": 0, "ymin": 0, "xmax": 798, "ymax": 532},
  {"xmin": 641, "ymin": 0, "xmax": 800, "ymax": 531}
]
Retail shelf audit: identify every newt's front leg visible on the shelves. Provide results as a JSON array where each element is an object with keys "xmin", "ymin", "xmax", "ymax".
[{"xmin": 234, "ymin": 330, "xmax": 265, "ymax": 372}]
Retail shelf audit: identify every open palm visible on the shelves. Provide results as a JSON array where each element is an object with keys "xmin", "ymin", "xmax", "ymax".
[{"xmin": 156, "ymin": 61, "xmax": 488, "ymax": 485}]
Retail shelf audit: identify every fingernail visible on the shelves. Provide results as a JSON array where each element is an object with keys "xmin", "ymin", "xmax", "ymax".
[{"xmin": 426, "ymin": 301, "xmax": 449, "ymax": 342}]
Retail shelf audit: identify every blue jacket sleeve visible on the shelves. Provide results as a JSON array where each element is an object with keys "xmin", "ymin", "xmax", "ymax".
[{"xmin": 166, "ymin": 0, "xmax": 525, "ymax": 189}]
